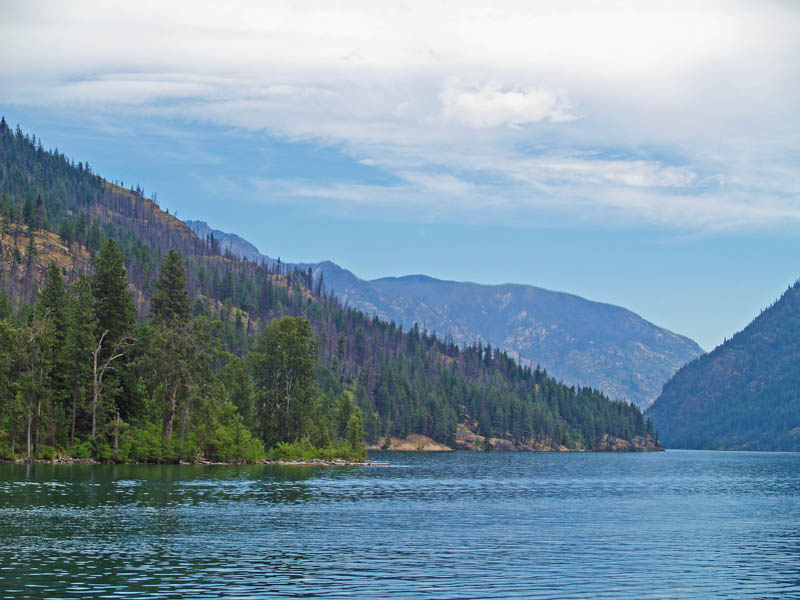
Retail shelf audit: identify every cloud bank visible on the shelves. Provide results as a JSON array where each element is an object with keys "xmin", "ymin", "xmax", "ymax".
[{"xmin": 1, "ymin": 0, "xmax": 798, "ymax": 230}]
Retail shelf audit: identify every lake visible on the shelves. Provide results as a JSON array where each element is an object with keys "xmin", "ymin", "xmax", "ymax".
[{"xmin": 1, "ymin": 450, "xmax": 799, "ymax": 599}]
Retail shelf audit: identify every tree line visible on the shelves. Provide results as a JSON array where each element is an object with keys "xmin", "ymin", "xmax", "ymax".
[
  {"xmin": 0, "ymin": 242, "xmax": 365, "ymax": 461},
  {"xmin": 0, "ymin": 119, "xmax": 657, "ymax": 459}
]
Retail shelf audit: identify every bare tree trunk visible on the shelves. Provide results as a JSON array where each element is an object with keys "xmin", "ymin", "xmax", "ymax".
[
  {"xmin": 91, "ymin": 331, "xmax": 127, "ymax": 440},
  {"xmin": 162, "ymin": 384, "xmax": 169, "ymax": 444},
  {"xmin": 179, "ymin": 397, "xmax": 189, "ymax": 447},
  {"xmin": 34, "ymin": 395, "xmax": 42, "ymax": 458},
  {"xmin": 165, "ymin": 388, "xmax": 177, "ymax": 444},
  {"xmin": 92, "ymin": 346, "xmax": 99, "ymax": 438},
  {"xmin": 26, "ymin": 410, "xmax": 32, "ymax": 458},
  {"xmin": 285, "ymin": 377, "xmax": 292, "ymax": 440}
]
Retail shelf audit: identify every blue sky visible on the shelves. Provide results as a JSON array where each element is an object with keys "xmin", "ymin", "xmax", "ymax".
[{"xmin": 2, "ymin": 1, "xmax": 799, "ymax": 351}]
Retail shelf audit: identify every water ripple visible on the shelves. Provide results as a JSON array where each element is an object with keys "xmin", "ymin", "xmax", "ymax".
[{"xmin": 1, "ymin": 450, "xmax": 800, "ymax": 598}]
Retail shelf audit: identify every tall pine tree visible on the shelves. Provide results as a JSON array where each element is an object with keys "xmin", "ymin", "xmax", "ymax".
[
  {"xmin": 91, "ymin": 239, "xmax": 135, "ymax": 345},
  {"xmin": 151, "ymin": 249, "xmax": 190, "ymax": 327}
]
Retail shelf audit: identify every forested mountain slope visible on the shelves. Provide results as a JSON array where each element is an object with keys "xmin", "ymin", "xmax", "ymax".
[
  {"xmin": 646, "ymin": 281, "xmax": 800, "ymax": 451},
  {"xmin": 184, "ymin": 222, "xmax": 702, "ymax": 407},
  {"xmin": 342, "ymin": 272, "xmax": 703, "ymax": 408},
  {"xmin": 0, "ymin": 119, "xmax": 659, "ymax": 458}
]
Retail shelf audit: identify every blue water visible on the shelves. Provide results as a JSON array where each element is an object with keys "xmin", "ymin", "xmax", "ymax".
[{"xmin": 1, "ymin": 450, "xmax": 799, "ymax": 599}]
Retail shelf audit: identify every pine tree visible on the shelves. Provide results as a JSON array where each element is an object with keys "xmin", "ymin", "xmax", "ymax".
[
  {"xmin": 22, "ymin": 197, "xmax": 34, "ymax": 230},
  {"xmin": 151, "ymin": 249, "xmax": 190, "ymax": 327},
  {"xmin": 34, "ymin": 194, "xmax": 44, "ymax": 231},
  {"xmin": 64, "ymin": 276, "xmax": 98, "ymax": 445},
  {"xmin": 91, "ymin": 239, "xmax": 135, "ymax": 345},
  {"xmin": 59, "ymin": 217, "xmax": 74, "ymax": 248},
  {"xmin": 37, "ymin": 264, "xmax": 71, "ymax": 440},
  {"xmin": 141, "ymin": 250, "xmax": 194, "ymax": 446}
]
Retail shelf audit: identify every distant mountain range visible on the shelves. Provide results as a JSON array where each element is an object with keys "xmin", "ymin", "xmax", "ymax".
[
  {"xmin": 184, "ymin": 220, "xmax": 268, "ymax": 264},
  {"xmin": 186, "ymin": 220, "xmax": 704, "ymax": 406},
  {"xmin": 647, "ymin": 281, "xmax": 800, "ymax": 451}
]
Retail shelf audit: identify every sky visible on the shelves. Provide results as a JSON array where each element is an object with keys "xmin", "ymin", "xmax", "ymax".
[{"xmin": 1, "ymin": 0, "xmax": 799, "ymax": 351}]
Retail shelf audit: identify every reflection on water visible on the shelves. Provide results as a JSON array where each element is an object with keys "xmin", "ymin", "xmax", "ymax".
[{"xmin": 1, "ymin": 451, "xmax": 799, "ymax": 599}]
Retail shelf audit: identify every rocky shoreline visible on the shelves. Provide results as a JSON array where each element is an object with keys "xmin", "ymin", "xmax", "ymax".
[{"xmin": 367, "ymin": 427, "xmax": 663, "ymax": 453}]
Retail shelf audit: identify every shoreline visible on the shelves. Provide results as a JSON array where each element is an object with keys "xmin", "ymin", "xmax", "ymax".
[
  {"xmin": 0, "ymin": 457, "xmax": 384, "ymax": 467},
  {"xmin": 1, "ymin": 444, "xmax": 663, "ymax": 467}
]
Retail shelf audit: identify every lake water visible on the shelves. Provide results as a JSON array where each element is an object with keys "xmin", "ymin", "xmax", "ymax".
[{"xmin": 1, "ymin": 450, "xmax": 799, "ymax": 599}]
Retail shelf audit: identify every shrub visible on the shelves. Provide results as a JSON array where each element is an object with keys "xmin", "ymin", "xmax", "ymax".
[
  {"xmin": 39, "ymin": 445, "xmax": 57, "ymax": 461},
  {"xmin": 66, "ymin": 440, "xmax": 92, "ymax": 459},
  {"xmin": 266, "ymin": 438, "xmax": 366, "ymax": 462}
]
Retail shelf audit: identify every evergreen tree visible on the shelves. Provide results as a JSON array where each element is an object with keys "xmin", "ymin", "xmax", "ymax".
[
  {"xmin": 151, "ymin": 249, "xmax": 190, "ymax": 326},
  {"xmin": 64, "ymin": 276, "xmax": 98, "ymax": 445},
  {"xmin": 91, "ymin": 239, "xmax": 135, "ymax": 345},
  {"xmin": 36, "ymin": 264, "xmax": 70, "ymax": 442},
  {"xmin": 144, "ymin": 251, "xmax": 193, "ymax": 445},
  {"xmin": 22, "ymin": 197, "xmax": 34, "ymax": 229},
  {"xmin": 59, "ymin": 217, "xmax": 74, "ymax": 248}
]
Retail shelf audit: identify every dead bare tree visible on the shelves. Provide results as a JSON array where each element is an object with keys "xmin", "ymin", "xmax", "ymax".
[{"xmin": 91, "ymin": 330, "xmax": 130, "ymax": 439}]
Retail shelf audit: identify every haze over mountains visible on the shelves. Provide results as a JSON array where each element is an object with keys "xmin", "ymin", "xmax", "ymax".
[{"xmin": 186, "ymin": 221, "xmax": 704, "ymax": 407}]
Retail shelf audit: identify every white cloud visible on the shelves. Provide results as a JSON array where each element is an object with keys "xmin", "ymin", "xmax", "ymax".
[
  {"xmin": 441, "ymin": 82, "xmax": 575, "ymax": 127},
  {"xmin": 0, "ymin": 0, "xmax": 798, "ymax": 231},
  {"xmin": 515, "ymin": 157, "xmax": 696, "ymax": 188}
]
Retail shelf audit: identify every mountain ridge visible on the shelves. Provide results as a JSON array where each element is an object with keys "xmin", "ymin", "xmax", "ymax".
[
  {"xmin": 185, "ymin": 220, "xmax": 704, "ymax": 406},
  {"xmin": 0, "ymin": 120, "xmax": 660, "ymax": 455},
  {"xmin": 646, "ymin": 280, "xmax": 800, "ymax": 451}
]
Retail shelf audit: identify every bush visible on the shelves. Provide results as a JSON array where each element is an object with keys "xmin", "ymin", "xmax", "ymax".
[
  {"xmin": 125, "ymin": 422, "xmax": 163, "ymax": 463},
  {"xmin": 266, "ymin": 438, "xmax": 366, "ymax": 462},
  {"xmin": 93, "ymin": 441, "xmax": 113, "ymax": 462},
  {"xmin": 202, "ymin": 402, "xmax": 265, "ymax": 463},
  {"xmin": 39, "ymin": 445, "xmax": 57, "ymax": 461},
  {"xmin": 65, "ymin": 440, "xmax": 92, "ymax": 459}
]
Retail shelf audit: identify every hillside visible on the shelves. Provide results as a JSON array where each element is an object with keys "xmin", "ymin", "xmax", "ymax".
[
  {"xmin": 347, "ymin": 272, "xmax": 703, "ymax": 407},
  {"xmin": 646, "ymin": 281, "xmax": 800, "ymax": 451},
  {"xmin": 0, "ymin": 119, "xmax": 660, "ymax": 456},
  {"xmin": 184, "ymin": 222, "xmax": 702, "ymax": 407}
]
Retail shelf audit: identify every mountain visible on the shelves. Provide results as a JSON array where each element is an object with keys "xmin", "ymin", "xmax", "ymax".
[
  {"xmin": 184, "ymin": 220, "xmax": 272, "ymax": 265},
  {"xmin": 646, "ymin": 281, "xmax": 800, "ymax": 451},
  {"xmin": 323, "ymin": 270, "xmax": 704, "ymax": 407},
  {"xmin": 0, "ymin": 119, "xmax": 660, "ymax": 455},
  {"xmin": 181, "ymin": 222, "xmax": 702, "ymax": 407}
]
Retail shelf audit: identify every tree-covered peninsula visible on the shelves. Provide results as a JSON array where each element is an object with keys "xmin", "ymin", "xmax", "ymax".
[{"xmin": 0, "ymin": 119, "xmax": 659, "ymax": 461}]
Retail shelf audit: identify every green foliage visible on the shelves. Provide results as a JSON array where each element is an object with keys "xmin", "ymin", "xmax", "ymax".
[
  {"xmin": 648, "ymin": 280, "xmax": 800, "ymax": 451},
  {"xmin": 66, "ymin": 440, "xmax": 92, "ymax": 459},
  {"xmin": 266, "ymin": 439, "xmax": 365, "ymax": 462},
  {"xmin": 92, "ymin": 239, "xmax": 136, "ymax": 344},
  {"xmin": 250, "ymin": 317, "xmax": 319, "ymax": 447},
  {"xmin": 92, "ymin": 441, "xmax": 114, "ymax": 462},
  {"xmin": 39, "ymin": 445, "xmax": 57, "ymax": 461},
  {"xmin": 151, "ymin": 249, "xmax": 191, "ymax": 326},
  {"xmin": 0, "ymin": 120, "xmax": 652, "ymax": 463},
  {"xmin": 123, "ymin": 422, "xmax": 164, "ymax": 463},
  {"xmin": 345, "ymin": 409, "xmax": 366, "ymax": 460},
  {"xmin": 203, "ymin": 402, "xmax": 265, "ymax": 462}
]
